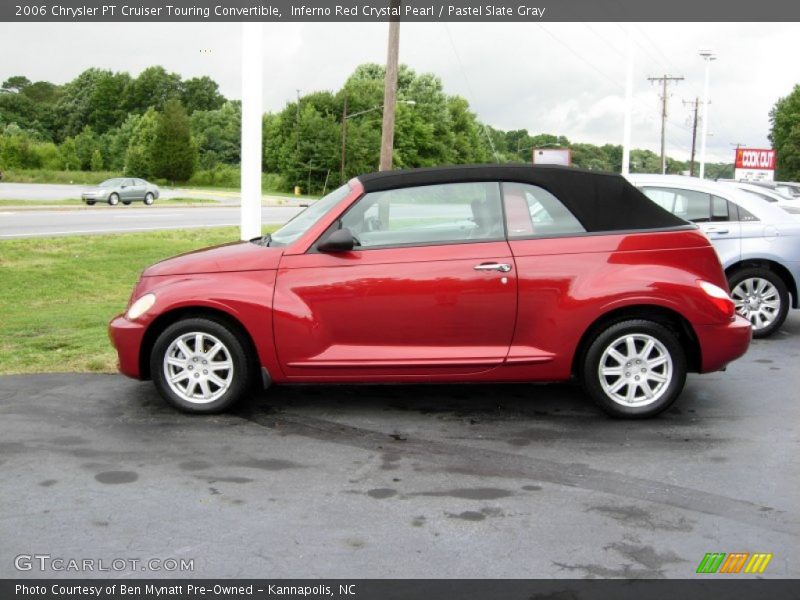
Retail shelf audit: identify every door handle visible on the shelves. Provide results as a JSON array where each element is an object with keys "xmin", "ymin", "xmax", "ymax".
[
  {"xmin": 705, "ymin": 227, "xmax": 729, "ymax": 234},
  {"xmin": 474, "ymin": 262, "xmax": 512, "ymax": 273}
]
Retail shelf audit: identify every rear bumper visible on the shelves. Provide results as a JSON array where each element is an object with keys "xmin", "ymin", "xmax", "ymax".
[
  {"xmin": 696, "ymin": 316, "xmax": 752, "ymax": 373},
  {"xmin": 108, "ymin": 314, "xmax": 147, "ymax": 379}
]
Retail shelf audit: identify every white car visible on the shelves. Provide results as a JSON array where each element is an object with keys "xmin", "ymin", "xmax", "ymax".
[
  {"xmin": 627, "ymin": 174, "xmax": 800, "ymax": 338},
  {"xmin": 721, "ymin": 181, "xmax": 800, "ymax": 218}
]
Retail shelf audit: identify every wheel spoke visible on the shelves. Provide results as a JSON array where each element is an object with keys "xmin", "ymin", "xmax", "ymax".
[
  {"xmin": 607, "ymin": 348, "xmax": 627, "ymax": 365},
  {"xmin": 167, "ymin": 356, "xmax": 186, "ymax": 368},
  {"xmin": 205, "ymin": 342, "xmax": 223, "ymax": 360},
  {"xmin": 640, "ymin": 339, "xmax": 655, "ymax": 360},
  {"xmin": 625, "ymin": 336, "xmax": 637, "ymax": 359},
  {"xmin": 194, "ymin": 333, "xmax": 204, "ymax": 354},
  {"xmin": 169, "ymin": 370, "xmax": 190, "ymax": 384},
  {"xmin": 176, "ymin": 340, "xmax": 192, "ymax": 359},
  {"xmin": 207, "ymin": 373, "xmax": 227, "ymax": 388},
  {"xmin": 601, "ymin": 366, "xmax": 623, "ymax": 377},
  {"xmin": 198, "ymin": 379, "xmax": 211, "ymax": 399},
  {"xmin": 209, "ymin": 361, "xmax": 232, "ymax": 372}
]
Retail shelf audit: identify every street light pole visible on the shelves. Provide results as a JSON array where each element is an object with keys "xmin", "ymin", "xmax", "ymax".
[
  {"xmin": 698, "ymin": 49, "xmax": 716, "ymax": 179},
  {"xmin": 379, "ymin": 0, "xmax": 401, "ymax": 171}
]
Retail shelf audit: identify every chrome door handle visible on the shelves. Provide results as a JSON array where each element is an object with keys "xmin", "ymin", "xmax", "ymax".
[
  {"xmin": 705, "ymin": 227, "xmax": 729, "ymax": 234},
  {"xmin": 474, "ymin": 262, "xmax": 512, "ymax": 273}
]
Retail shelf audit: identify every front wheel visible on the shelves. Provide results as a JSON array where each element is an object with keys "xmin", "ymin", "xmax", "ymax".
[
  {"xmin": 150, "ymin": 318, "xmax": 253, "ymax": 414},
  {"xmin": 581, "ymin": 320, "xmax": 687, "ymax": 419},
  {"xmin": 729, "ymin": 268, "xmax": 789, "ymax": 339},
  {"xmin": 144, "ymin": 192, "xmax": 154, "ymax": 205}
]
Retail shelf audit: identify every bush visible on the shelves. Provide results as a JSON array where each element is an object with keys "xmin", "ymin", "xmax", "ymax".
[{"xmin": 0, "ymin": 168, "xmax": 123, "ymax": 185}]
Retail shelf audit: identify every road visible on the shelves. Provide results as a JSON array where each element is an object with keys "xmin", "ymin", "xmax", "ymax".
[
  {"xmin": 1, "ymin": 314, "xmax": 798, "ymax": 578},
  {"xmin": 0, "ymin": 206, "xmax": 303, "ymax": 238}
]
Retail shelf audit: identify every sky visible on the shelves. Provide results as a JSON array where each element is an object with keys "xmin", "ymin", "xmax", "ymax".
[{"xmin": 1, "ymin": 21, "xmax": 797, "ymax": 164}]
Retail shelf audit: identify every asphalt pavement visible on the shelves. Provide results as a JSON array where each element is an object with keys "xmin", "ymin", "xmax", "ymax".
[
  {"xmin": 1, "ymin": 315, "xmax": 798, "ymax": 578},
  {"xmin": 0, "ymin": 206, "xmax": 303, "ymax": 238}
]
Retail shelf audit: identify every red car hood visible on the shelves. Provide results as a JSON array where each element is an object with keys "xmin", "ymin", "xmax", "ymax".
[{"xmin": 143, "ymin": 241, "xmax": 283, "ymax": 277}]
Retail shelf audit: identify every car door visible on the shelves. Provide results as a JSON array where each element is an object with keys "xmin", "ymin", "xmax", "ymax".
[
  {"xmin": 272, "ymin": 181, "xmax": 518, "ymax": 380},
  {"xmin": 120, "ymin": 178, "xmax": 136, "ymax": 201},
  {"xmin": 640, "ymin": 186, "xmax": 741, "ymax": 267},
  {"xmin": 133, "ymin": 179, "xmax": 148, "ymax": 200}
]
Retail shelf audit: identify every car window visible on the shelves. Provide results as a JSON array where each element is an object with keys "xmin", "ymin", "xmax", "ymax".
[
  {"xmin": 270, "ymin": 183, "xmax": 352, "ymax": 247},
  {"xmin": 640, "ymin": 187, "xmax": 712, "ymax": 222},
  {"xmin": 502, "ymin": 182, "xmax": 585, "ymax": 238},
  {"xmin": 339, "ymin": 182, "xmax": 503, "ymax": 249},
  {"xmin": 135, "ymin": 179, "xmax": 146, "ymax": 186},
  {"xmin": 711, "ymin": 195, "xmax": 730, "ymax": 222}
]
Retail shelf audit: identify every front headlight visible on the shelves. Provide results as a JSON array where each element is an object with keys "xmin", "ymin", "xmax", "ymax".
[{"xmin": 126, "ymin": 293, "xmax": 156, "ymax": 320}]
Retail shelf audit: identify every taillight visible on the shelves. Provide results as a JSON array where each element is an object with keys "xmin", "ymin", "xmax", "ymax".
[{"xmin": 698, "ymin": 280, "xmax": 735, "ymax": 319}]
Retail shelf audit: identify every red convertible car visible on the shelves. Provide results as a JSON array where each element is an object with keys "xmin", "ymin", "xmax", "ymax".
[{"xmin": 110, "ymin": 165, "xmax": 751, "ymax": 418}]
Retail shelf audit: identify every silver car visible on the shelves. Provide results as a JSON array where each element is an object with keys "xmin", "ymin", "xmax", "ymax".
[
  {"xmin": 628, "ymin": 174, "xmax": 800, "ymax": 338},
  {"xmin": 721, "ymin": 181, "xmax": 800, "ymax": 218},
  {"xmin": 81, "ymin": 178, "xmax": 160, "ymax": 206}
]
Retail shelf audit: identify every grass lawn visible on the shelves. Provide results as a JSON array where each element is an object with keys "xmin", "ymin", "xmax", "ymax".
[
  {"xmin": 0, "ymin": 226, "xmax": 274, "ymax": 375},
  {"xmin": 0, "ymin": 197, "xmax": 219, "ymax": 208}
]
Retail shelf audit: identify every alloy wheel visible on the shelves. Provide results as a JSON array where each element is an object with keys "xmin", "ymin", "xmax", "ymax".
[
  {"xmin": 598, "ymin": 333, "xmax": 673, "ymax": 407},
  {"xmin": 163, "ymin": 332, "xmax": 234, "ymax": 404},
  {"xmin": 731, "ymin": 277, "xmax": 780, "ymax": 332}
]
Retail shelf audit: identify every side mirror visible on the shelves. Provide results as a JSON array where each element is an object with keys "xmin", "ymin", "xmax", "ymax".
[{"xmin": 318, "ymin": 228, "xmax": 355, "ymax": 253}]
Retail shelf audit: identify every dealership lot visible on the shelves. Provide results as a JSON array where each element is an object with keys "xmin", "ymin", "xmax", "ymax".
[{"xmin": 1, "ymin": 316, "xmax": 798, "ymax": 578}]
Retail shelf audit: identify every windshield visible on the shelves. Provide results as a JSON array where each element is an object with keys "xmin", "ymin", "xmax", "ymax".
[
  {"xmin": 269, "ymin": 184, "xmax": 352, "ymax": 246},
  {"xmin": 99, "ymin": 178, "xmax": 123, "ymax": 187}
]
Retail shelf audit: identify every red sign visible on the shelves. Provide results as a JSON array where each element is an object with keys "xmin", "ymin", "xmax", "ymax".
[{"xmin": 735, "ymin": 148, "xmax": 776, "ymax": 170}]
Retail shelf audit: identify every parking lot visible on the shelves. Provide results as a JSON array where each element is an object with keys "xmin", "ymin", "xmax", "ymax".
[{"xmin": 1, "ymin": 315, "xmax": 798, "ymax": 579}]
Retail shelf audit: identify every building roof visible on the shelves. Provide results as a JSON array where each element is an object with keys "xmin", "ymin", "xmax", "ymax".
[{"xmin": 358, "ymin": 164, "xmax": 690, "ymax": 233}]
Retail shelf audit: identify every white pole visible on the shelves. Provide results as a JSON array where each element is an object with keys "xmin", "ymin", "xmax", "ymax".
[
  {"xmin": 621, "ymin": 32, "xmax": 633, "ymax": 175},
  {"xmin": 698, "ymin": 52, "xmax": 714, "ymax": 180},
  {"xmin": 240, "ymin": 22, "xmax": 263, "ymax": 241}
]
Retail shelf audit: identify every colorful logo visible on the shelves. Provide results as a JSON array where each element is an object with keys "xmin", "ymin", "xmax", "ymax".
[{"xmin": 696, "ymin": 552, "xmax": 773, "ymax": 574}]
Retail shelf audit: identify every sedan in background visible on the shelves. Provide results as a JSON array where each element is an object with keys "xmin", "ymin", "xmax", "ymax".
[
  {"xmin": 110, "ymin": 165, "xmax": 751, "ymax": 419},
  {"xmin": 720, "ymin": 181, "xmax": 800, "ymax": 218},
  {"xmin": 629, "ymin": 174, "xmax": 800, "ymax": 338},
  {"xmin": 82, "ymin": 178, "xmax": 160, "ymax": 206}
]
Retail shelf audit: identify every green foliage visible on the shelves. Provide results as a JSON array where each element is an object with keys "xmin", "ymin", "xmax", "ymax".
[
  {"xmin": 74, "ymin": 126, "xmax": 100, "ymax": 171},
  {"xmin": 90, "ymin": 148, "xmax": 104, "ymax": 171},
  {"xmin": 770, "ymin": 84, "xmax": 800, "ymax": 181},
  {"xmin": 0, "ymin": 168, "xmax": 122, "ymax": 184},
  {"xmin": 181, "ymin": 76, "xmax": 225, "ymax": 113},
  {"xmin": 191, "ymin": 101, "xmax": 240, "ymax": 168},
  {"xmin": 58, "ymin": 138, "xmax": 80, "ymax": 171},
  {"xmin": 150, "ymin": 99, "xmax": 196, "ymax": 182},
  {"xmin": 124, "ymin": 108, "xmax": 159, "ymax": 178}
]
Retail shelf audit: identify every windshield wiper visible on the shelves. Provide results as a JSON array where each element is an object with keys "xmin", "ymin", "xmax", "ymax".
[{"xmin": 249, "ymin": 233, "xmax": 272, "ymax": 247}]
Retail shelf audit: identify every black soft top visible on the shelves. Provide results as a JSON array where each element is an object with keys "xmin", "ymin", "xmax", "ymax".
[{"xmin": 358, "ymin": 164, "xmax": 689, "ymax": 233}]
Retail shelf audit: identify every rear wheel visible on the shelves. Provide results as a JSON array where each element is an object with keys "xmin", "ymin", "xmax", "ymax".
[
  {"xmin": 144, "ymin": 192, "xmax": 154, "ymax": 205},
  {"xmin": 729, "ymin": 267, "xmax": 788, "ymax": 338},
  {"xmin": 582, "ymin": 319, "xmax": 686, "ymax": 418},
  {"xmin": 108, "ymin": 193, "xmax": 119, "ymax": 206},
  {"xmin": 150, "ymin": 318, "xmax": 252, "ymax": 414}
]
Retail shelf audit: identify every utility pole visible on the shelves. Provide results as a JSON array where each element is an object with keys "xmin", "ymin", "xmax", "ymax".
[
  {"xmin": 340, "ymin": 95, "xmax": 348, "ymax": 184},
  {"xmin": 683, "ymin": 97, "xmax": 700, "ymax": 177},
  {"xmin": 698, "ymin": 50, "xmax": 717, "ymax": 179},
  {"xmin": 379, "ymin": 0, "xmax": 401, "ymax": 171},
  {"xmin": 295, "ymin": 89, "xmax": 301, "ymax": 154},
  {"xmin": 648, "ymin": 75, "xmax": 684, "ymax": 174}
]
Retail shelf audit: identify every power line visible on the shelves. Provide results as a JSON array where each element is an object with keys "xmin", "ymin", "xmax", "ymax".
[
  {"xmin": 441, "ymin": 23, "xmax": 499, "ymax": 161},
  {"xmin": 647, "ymin": 75, "xmax": 685, "ymax": 173}
]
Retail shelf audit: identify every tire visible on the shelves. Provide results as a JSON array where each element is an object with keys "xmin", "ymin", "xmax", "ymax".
[
  {"xmin": 86, "ymin": 200, "xmax": 96, "ymax": 206},
  {"xmin": 144, "ymin": 193, "xmax": 154, "ymax": 206},
  {"xmin": 122, "ymin": 200, "xmax": 132, "ymax": 205},
  {"xmin": 581, "ymin": 319, "xmax": 687, "ymax": 419},
  {"xmin": 108, "ymin": 193, "xmax": 120, "ymax": 206},
  {"xmin": 150, "ymin": 317, "xmax": 253, "ymax": 414},
  {"xmin": 729, "ymin": 267, "xmax": 789, "ymax": 339}
]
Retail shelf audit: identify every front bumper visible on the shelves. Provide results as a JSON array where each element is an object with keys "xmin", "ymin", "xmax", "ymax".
[
  {"xmin": 108, "ymin": 314, "xmax": 147, "ymax": 379},
  {"xmin": 695, "ymin": 315, "xmax": 752, "ymax": 373}
]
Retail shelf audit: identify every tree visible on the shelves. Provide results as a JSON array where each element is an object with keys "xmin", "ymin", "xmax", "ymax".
[
  {"xmin": 74, "ymin": 126, "xmax": 99, "ymax": 170},
  {"xmin": 59, "ymin": 137, "xmax": 80, "ymax": 171},
  {"xmin": 191, "ymin": 101, "xmax": 241, "ymax": 168},
  {"xmin": 124, "ymin": 108, "xmax": 159, "ymax": 178},
  {"xmin": 1, "ymin": 76, "xmax": 31, "ymax": 94},
  {"xmin": 90, "ymin": 149, "xmax": 104, "ymax": 171},
  {"xmin": 55, "ymin": 68, "xmax": 130, "ymax": 139},
  {"xmin": 151, "ymin": 99, "xmax": 196, "ymax": 182},
  {"xmin": 124, "ymin": 66, "xmax": 181, "ymax": 114},
  {"xmin": 181, "ymin": 76, "xmax": 225, "ymax": 113},
  {"xmin": 769, "ymin": 84, "xmax": 800, "ymax": 181}
]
